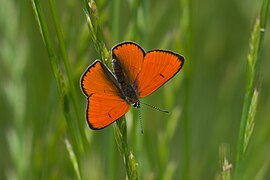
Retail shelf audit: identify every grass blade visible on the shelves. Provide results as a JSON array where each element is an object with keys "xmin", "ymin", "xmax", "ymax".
[
  {"xmin": 65, "ymin": 139, "xmax": 82, "ymax": 180},
  {"xmin": 235, "ymin": 0, "xmax": 269, "ymax": 177},
  {"xmin": 179, "ymin": 0, "xmax": 193, "ymax": 179},
  {"xmin": 48, "ymin": 0, "xmax": 89, "ymax": 152},
  {"xmin": 31, "ymin": 0, "xmax": 82, "ymax": 172}
]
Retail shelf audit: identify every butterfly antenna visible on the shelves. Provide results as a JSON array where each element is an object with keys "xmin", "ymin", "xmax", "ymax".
[
  {"xmin": 140, "ymin": 101, "xmax": 169, "ymax": 113},
  {"xmin": 138, "ymin": 108, "xmax": 144, "ymax": 134}
]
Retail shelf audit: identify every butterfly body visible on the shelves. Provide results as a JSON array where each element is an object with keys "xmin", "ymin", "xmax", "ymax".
[
  {"xmin": 81, "ymin": 42, "xmax": 184, "ymax": 130},
  {"xmin": 112, "ymin": 58, "xmax": 140, "ymax": 107}
]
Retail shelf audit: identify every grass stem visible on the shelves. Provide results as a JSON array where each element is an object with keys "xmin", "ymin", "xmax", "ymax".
[
  {"xmin": 108, "ymin": 1, "xmax": 121, "ymax": 178},
  {"xmin": 114, "ymin": 118, "xmax": 138, "ymax": 180},
  {"xmin": 31, "ymin": 0, "xmax": 82, "ymax": 176},
  {"xmin": 85, "ymin": 0, "xmax": 109, "ymax": 62},
  {"xmin": 235, "ymin": 0, "xmax": 269, "ymax": 177},
  {"xmin": 84, "ymin": 1, "xmax": 138, "ymax": 178},
  {"xmin": 48, "ymin": 0, "xmax": 89, "ymax": 153}
]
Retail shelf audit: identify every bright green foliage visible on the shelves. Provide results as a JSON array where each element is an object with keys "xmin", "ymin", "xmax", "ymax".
[{"xmin": 0, "ymin": 0, "xmax": 269, "ymax": 179}]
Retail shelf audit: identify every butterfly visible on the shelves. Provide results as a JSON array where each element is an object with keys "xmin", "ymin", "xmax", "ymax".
[{"xmin": 81, "ymin": 42, "xmax": 184, "ymax": 130}]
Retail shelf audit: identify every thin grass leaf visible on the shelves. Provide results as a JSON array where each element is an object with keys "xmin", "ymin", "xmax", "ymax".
[
  {"xmin": 165, "ymin": 107, "xmax": 182, "ymax": 141},
  {"xmin": 254, "ymin": 156, "xmax": 270, "ymax": 180},
  {"xmin": 31, "ymin": 0, "xmax": 82, "ymax": 169},
  {"xmin": 179, "ymin": 0, "xmax": 192, "ymax": 179},
  {"xmin": 65, "ymin": 139, "xmax": 82, "ymax": 180},
  {"xmin": 48, "ymin": 0, "xmax": 89, "ymax": 152},
  {"xmin": 162, "ymin": 162, "xmax": 176, "ymax": 180}
]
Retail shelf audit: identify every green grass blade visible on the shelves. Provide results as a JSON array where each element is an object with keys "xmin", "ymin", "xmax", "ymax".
[
  {"xmin": 48, "ymin": 0, "xmax": 89, "ymax": 152},
  {"xmin": 31, "ymin": 0, "xmax": 82, "ymax": 170},
  {"xmin": 65, "ymin": 139, "xmax": 82, "ymax": 180},
  {"xmin": 254, "ymin": 156, "xmax": 270, "ymax": 180},
  {"xmin": 179, "ymin": 0, "xmax": 193, "ymax": 179},
  {"xmin": 235, "ymin": 0, "xmax": 269, "ymax": 177}
]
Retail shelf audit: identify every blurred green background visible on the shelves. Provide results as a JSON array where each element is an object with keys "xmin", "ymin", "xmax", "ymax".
[{"xmin": 0, "ymin": 0, "xmax": 269, "ymax": 179}]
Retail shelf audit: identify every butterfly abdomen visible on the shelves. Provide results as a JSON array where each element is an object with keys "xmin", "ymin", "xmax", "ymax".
[{"xmin": 112, "ymin": 59, "xmax": 139, "ymax": 105}]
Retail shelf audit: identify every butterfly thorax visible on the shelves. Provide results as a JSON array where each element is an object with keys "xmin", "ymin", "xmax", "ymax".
[{"xmin": 112, "ymin": 59, "xmax": 139, "ymax": 106}]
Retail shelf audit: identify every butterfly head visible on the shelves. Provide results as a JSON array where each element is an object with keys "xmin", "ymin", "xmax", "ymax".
[{"xmin": 132, "ymin": 101, "xmax": 140, "ymax": 108}]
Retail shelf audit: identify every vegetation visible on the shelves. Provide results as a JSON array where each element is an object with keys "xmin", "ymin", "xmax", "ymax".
[{"xmin": 0, "ymin": 0, "xmax": 269, "ymax": 179}]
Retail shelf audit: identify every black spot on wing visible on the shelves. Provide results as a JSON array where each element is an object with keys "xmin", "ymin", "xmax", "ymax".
[
  {"xmin": 160, "ymin": 73, "xmax": 165, "ymax": 78},
  {"xmin": 108, "ymin": 113, "xmax": 112, "ymax": 118}
]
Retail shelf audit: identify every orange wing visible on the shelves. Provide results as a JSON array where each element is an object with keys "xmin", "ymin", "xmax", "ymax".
[
  {"xmin": 112, "ymin": 42, "xmax": 145, "ymax": 84},
  {"xmin": 136, "ymin": 50, "xmax": 184, "ymax": 98},
  {"xmin": 81, "ymin": 60, "xmax": 130, "ymax": 129}
]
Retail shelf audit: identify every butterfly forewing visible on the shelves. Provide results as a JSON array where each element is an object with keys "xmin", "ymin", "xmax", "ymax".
[
  {"xmin": 81, "ymin": 60, "xmax": 130, "ymax": 129},
  {"xmin": 136, "ymin": 50, "xmax": 184, "ymax": 98},
  {"xmin": 112, "ymin": 42, "xmax": 145, "ymax": 85}
]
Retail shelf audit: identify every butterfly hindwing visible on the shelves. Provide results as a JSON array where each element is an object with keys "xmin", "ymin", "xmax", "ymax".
[
  {"xmin": 86, "ymin": 93, "xmax": 130, "ymax": 129},
  {"xmin": 81, "ymin": 60, "xmax": 130, "ymax": 129}
]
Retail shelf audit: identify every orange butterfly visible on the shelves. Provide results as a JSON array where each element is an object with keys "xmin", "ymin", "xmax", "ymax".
[{"xmin": 81, "ymin": 42, "xmax": 184, "ymax": 130}]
